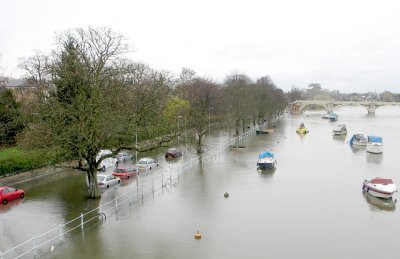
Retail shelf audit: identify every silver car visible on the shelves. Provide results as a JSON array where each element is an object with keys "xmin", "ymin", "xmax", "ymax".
[
  {"xmin": 97, "ymin": 174, "xmax": 120, "ymax": 189},
  {"xmin": 137, "ymin": 157, "xmax": 158, "ymax": 171},
  {"xmin": 116, "ymin": 152, "xmax": 133, "ymax": 163}
]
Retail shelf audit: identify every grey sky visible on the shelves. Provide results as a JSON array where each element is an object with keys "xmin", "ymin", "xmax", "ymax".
[{"xmin": 1, "ymin": 0, "xmax": 399, "ymax": 93}]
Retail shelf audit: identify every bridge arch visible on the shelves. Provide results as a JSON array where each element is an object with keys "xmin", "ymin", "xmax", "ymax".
[{"xmin": 299, "ymin": 103, "xmax": 329, "ymax": 113}]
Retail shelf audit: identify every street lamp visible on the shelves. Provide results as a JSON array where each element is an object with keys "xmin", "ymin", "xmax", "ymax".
[
  {"xmin": 227, "ymin": 105, "xmax": 232, "ymax": 141},
  {"xmin": 208, "ymin": 107, "xmax": 214, "ymax": 135},
  {"xmin": 135, "ymin": 133, "xmax": 138, "ymax": 164}
]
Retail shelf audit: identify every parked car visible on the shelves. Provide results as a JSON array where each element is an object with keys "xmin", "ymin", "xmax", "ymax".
[
  {"xmin": 112, "ymin": 166, "xmax": 138, "ymax": 179},
  {"xmin": 137, "ymin": 158, "xmax": 158, "ymax": 171},
  {"xmin": 116, "ymin": 152, "xmax": 133, "ymax": 163},
  {"xmin": 97, "ymin": 174, "xmax": 121, "ymax": 189},
  {"xmin": 0, "ymin": 186, "xmax": 25, "ymax": 205},
  {"xmin": 165, "ymin": 148, "xmax": 183, "ymax": 159},
  {"xmin": 97, "ymin": 149, "xmax": 118, "ymax": 171}
]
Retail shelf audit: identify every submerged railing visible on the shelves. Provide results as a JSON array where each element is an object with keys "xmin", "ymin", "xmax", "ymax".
[{"xmin": 0, "ymin": 126, "xmax": 259, "ymax": 259}]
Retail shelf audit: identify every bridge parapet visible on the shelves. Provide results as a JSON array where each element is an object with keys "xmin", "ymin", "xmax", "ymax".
[{"xmin": 290, "ymin": 100, "xmax": 399, "ymax": 114}]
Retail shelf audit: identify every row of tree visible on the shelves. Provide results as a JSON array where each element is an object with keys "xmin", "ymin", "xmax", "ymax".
[{"xmin": 1, "ymin": 27, "xmax": 288, "ymax": 198}]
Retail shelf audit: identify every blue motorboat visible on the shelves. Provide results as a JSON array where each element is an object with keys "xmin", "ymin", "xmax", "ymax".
[
  {"xmin": 257, "ymin": 151, "xmax": 277, "ymax": 170},
  {"xmin": 328, "ymin": 113, "xmax": 338, "ymax": 122}
]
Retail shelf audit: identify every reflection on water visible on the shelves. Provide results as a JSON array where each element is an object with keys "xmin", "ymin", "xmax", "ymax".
[
  {"xmin": 332, "ymin": 134, "xmax": 347, "ymax": 142},
  {"xmin": 257, "ymin": 168, "xmax": 275, "ymax": 179},
  {"xmin": 363, "ymin": 192, "xmax": 396, "ymax": 211},
  {"xmin": 350, "ymin": 144, "xmax": 366, "ymax": 153},
  {"xmin": 366, "ymin": 152, "xmax": 383, "ymax": 164},
  {"xmin": 0, "ymin": 197, "xmax": 25, "ymax": 214}
]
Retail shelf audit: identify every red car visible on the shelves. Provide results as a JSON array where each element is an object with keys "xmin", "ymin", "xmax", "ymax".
[
  {"xmin": 0, "ymin": 186, "xmax": 25, "ymax": 205},
  {"xmin": 165, "ymin": 148, "xmax": 183, "ymax": 159},
  {"xmin": 112, "ymin": 166, "xmax": 137, "ymax": 179}
]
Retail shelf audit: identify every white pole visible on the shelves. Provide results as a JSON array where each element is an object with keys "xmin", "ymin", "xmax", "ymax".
[
  {"xmin": 33, "ymin": 235, "xmax": 36, "ymax": 258},
  {"xmin": 80, "ymin": 213, "xmax": 84, "ymax": 230}
]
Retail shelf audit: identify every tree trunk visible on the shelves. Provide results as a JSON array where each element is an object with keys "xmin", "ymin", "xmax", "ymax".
[
  {"xmin": 196, "ymin": 132, "xmax": 203, "ymax": 154},
  {"xmin": 87, "ymin": 170, "xmax": 100, "ymax": 199},
  {"xmin": 235, "ymin": 119, "xmax": 239, "ymax": 136},
  {"xmin": 86, "ymin": 156, "xmax": 101, "ymax": 199}
]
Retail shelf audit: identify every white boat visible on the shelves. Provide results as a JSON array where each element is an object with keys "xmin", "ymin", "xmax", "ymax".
[
  {"xmin": 349, "ymin": 134, "xmax": 367, "ymax": 146},
  {"xmin": 332, "ymin": 124, "xmax": 347, "ymax": 135},
  {"xmin": 366, "ymin": 136, "xmax": 383, "ymax": 154},
  {"xmin": 363, "ymin": 178, "xmax": 397, "ymax": 199},
  {"xmin": 257, "ymin": 151, "xmax": 277, "ymax": 170},
  {"xmin": 322, "ymin": 113, "xmax": 331, "ymax": 119}
]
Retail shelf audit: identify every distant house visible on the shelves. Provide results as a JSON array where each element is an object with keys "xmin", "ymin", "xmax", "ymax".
[{"xmin": 5, "ymin": 79, "xmax": 38, "ymax": 102}]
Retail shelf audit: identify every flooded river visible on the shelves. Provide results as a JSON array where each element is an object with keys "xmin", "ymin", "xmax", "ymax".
[{"xmin": 2, "ymin": 106, "xmax": 400, "ymax": 259}]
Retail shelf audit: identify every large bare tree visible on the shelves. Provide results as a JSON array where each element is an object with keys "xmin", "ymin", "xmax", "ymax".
[{"xmin": 19, "ymin": 27, "xmax": 177, "ymax": 198}]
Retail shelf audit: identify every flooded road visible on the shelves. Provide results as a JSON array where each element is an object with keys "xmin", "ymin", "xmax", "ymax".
[{"xmin": 2, "ymin": 106, "xmax": 400, "ymax": 259}]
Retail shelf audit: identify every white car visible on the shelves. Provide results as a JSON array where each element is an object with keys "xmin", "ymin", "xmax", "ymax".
[
  {"xmin": 97, "ymin": 149, "xmax": 118, "ymax": 171},
  {"xmin": 137, "ymin": 158, "xmax": 158, "ymax": 171},
  {"xmin": 97, "ymin": 174, "xmax": 120, "ymax": 189}
]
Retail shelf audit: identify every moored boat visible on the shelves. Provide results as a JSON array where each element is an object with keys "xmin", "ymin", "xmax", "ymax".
[
  {"xmin": 349, "ymin": 134, "xmax": 367, "ymax": 146},
  {"xmin": 366, "ymin": 135, "xmax": 383, "ymax": 154},
  {"xmin": 328, "ymin": 113, "xmax": 338, "ymax": 122},
  {"xmin": 363, "ymin": 178, "xmax": 397, "ymax": 199},
  {"xmin": 333, "ymin": 124, "xmax": 347, "ymax": 135},
  {"xmin": 296, "ymin": 122, "xmax": 309, "ymax": 134},
  {"xmin": 257, "ymin": 151, "xmax": 277, "ymax": 170},
  {"xmin": 322, "ymin": 113, "xmax": 332, "ymax": 119},
  {"xmin": 256, "ymin": 129, "xmax": 270, "ymax": 134}
]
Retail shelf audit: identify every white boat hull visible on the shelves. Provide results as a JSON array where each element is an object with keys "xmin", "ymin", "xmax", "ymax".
[
  {"xmin": 352, "ymin": 140, "xmax": 367, "ymax": 146},
  {"xmin": 257, "ymin": 157, "xmax": 277, "ymax": 170},
  {"xmin": 363, "ymin": 180, "xmax": 396, "ymax": 199},
  {"xmin": 366, "ymin": 143, "xmax": 383, "ymax": 154}
]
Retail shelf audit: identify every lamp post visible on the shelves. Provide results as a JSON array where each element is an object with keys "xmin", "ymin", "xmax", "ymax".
[
  {"xmin": 227, "ymin": 105, "xmax": 232, "ymax": 141},
  {"xmin": 208, "ymin": 107, "xmax": 214, "ymax": 135},
  {"xmin": 135, "ymin": 133, "xmax": 138, "ymax": 164}
]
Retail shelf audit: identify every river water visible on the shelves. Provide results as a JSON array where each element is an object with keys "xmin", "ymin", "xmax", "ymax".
[{"xmin": 1, "ymin": 106, "xmax": 400, "ymax": 259}]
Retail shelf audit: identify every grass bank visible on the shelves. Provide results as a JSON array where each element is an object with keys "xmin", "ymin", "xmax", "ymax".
[{"xmin": 0, "ymin": 147, "xmax": 48, "ymax": 177}]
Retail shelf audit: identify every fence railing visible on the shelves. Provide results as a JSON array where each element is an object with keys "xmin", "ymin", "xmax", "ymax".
[{"xmin": 0, "ymin": 126, "xmax": 259, "ymax": 259}]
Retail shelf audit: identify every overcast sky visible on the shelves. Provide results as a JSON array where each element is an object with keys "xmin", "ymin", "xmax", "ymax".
[{"xmin": 1, "ymin": 0, "xmax": 399, "ymax": 93}]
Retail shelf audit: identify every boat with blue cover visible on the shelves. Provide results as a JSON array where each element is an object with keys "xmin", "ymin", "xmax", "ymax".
[
  {"xmin": 328, "ymin": 113, "xmax": 338, "ymax": 122},
  {"xmin": 349, "ymin": 134, "xmax": 367, "ymax": 146},
  {"xmin": 366, "ymin": 136, "xmax": 383, "ymax": 154},
  {"xmin": 257, "ymin": 151, "xmax": 277, "ymax": 170}
]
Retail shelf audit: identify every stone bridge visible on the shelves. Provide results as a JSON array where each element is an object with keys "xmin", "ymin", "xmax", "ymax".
[{"xmin": 290, "ymin": 100, "xmax": 400, "ymax": 114}]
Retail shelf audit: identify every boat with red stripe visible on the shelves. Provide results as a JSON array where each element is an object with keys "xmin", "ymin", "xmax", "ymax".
[{"xmin": 362, "ymin": 177, "xmax": 397, "ymax": 199}]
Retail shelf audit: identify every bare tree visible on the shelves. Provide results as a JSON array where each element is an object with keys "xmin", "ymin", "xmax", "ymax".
[{"xmin": 18, "ymin": 50, "xmax": 51, "ymax": 99}]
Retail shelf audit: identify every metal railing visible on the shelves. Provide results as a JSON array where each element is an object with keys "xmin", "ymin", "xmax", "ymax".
[{"xmin": 0, "ymin": 126, "xmax": 258, "ymax": 259}]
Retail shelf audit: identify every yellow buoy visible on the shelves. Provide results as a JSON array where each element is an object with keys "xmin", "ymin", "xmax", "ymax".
[{"xmin": 194, "ymin": 230, "xmax": 202, "ymax": 239}]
